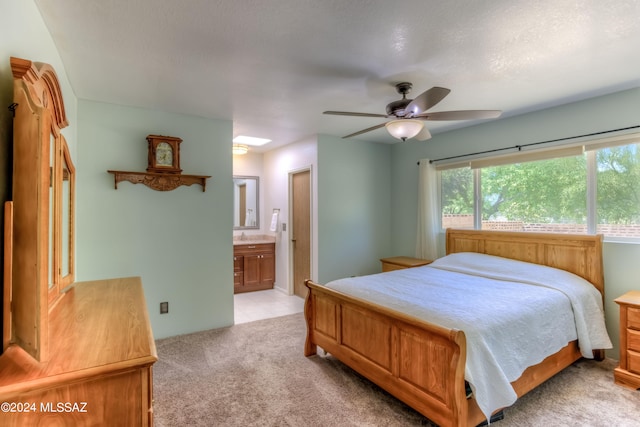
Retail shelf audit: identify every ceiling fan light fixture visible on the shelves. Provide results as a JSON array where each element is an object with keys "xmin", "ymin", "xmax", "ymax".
[
  {"xmin": 232, "ymin": 144, "xmax": 249, "ymax": 155},
  {"xmin": 385, "ymin": 119, "xmax": 424, "ymax": 141}
]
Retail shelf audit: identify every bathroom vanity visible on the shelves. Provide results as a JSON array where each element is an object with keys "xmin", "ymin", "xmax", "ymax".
[{"xmin": 233, "ymin": 239, "xmax": 276, "ymax": 293}]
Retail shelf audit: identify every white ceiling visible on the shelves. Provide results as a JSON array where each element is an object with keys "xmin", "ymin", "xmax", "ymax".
[{"xmin": 35, "ymin": 0, "xmax": 640, "ymax": 152}]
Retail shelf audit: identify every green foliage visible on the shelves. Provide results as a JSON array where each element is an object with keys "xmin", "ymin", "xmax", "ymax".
[
  {"xmin": 481, "ymin": 156, "xmax": 586, "ymax": 223},
  {"xmin": 597, "ymin": 145, "xmax": 640, "ymax": 224},
  {"xmin": 441, "ymin": 168, "xmax": 473, "ymax": 215},
  {"xmin": 440, "ymin": 143, "xmax": 640, "ymax": 226}
]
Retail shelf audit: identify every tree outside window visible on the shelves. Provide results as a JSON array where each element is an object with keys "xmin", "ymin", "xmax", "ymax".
[{"xmin": 440, "ymin": 142, "xmax": 640, "ymax": 239}]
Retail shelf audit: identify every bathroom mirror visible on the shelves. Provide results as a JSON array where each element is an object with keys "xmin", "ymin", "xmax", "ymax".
[{"xmin": 233, "ymin": 176, "xmax": 259, "ymax": 230}]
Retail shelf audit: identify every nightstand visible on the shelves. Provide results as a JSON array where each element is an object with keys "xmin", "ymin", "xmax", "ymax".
[
  {"xmin": 614, "ymin": 290, "xmax": 640, "ymax": 389},
  {"xmin": 380, "ymin": 256, "xmax": 432, "ymax": 272}
]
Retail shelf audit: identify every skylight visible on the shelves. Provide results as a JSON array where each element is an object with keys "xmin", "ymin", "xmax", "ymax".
[{"xmin": 232, "ymin": 136, "xmax": 271, "ymax": 146}]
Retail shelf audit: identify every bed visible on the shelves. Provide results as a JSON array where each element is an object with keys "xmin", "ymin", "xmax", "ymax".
[{"xmin": 303, "ymin": 229, "xmax": 611, "ymax": 427}]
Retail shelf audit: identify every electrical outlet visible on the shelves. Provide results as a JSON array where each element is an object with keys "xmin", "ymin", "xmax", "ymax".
[{"xmin": 160, "ymin": 301, "xmax": 169, "ymax": 314}]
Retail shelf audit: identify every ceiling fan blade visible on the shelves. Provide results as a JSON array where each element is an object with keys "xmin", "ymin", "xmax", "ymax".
[
  {"xmin": 419, "ymin": 110, "xmax": 502, "ymax": 121},
  {"xmin": 415, "ymin": 127, "xmax": 432, "ymax": 141},
  {"xmin": 405, "ymin": 87, "xmax": 451, "ymax": 116},
  {"xmin": 324, "ymin": 111, "xmax": 388, "ymax": 118},
  {"xmin": 343, "ymin": 123, "xmax": 387, "ymax": 139}
]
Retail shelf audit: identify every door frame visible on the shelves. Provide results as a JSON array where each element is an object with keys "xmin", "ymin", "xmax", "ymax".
[{"xmin": 288, "ymin": 166, "xmax": 313, "ymax": 296}]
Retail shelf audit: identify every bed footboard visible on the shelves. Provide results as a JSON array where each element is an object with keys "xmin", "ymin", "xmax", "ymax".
[{"xmin": 304, "ymin": 280, "xmax": 486, "ymax": 427}]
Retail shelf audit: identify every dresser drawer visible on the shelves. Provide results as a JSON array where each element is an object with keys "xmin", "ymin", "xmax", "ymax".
[
  {"xmin": 234, "ymin": 271, "xmax": 243, "ymax": 287},
  {"xmin": 628, "ymin": 328, "xmax": 640, "ymax": 353},
  {"xmin": 614, "ymin": 291, "xmax": 640, "ymax": 389},
  {"xmin": 382, "ymin": 262, "xmax": 406, "ymax": 272},
  {"xmin": 234, "ymin": 255, "xmax": 244, "ymax": 272},
  {"xmin": 628, "ymin": 307, "xmax": 640, "ymax": 330},
  {"xmin": 628, "ymin": 350, "xmax": 640, "ymax": 375}
]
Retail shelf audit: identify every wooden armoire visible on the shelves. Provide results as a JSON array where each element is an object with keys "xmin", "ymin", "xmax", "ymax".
[{"xmin": 0, "ymin": 57, "xmax": 157, "ymax": 426}]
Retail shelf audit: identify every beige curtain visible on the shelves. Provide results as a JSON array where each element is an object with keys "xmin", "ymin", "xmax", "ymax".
[{"xmin": 416, "ymin": 159, "xmax": 439, "ymax": 260}]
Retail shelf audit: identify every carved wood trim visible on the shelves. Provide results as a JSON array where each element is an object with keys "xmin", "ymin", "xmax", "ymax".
[
  {"xmin": 10, "ymin": 57, "xmax": 68, "ymax": 130},
  {"xmin": 107, "ymin": 170, "xmax": 211, "ymax": 192}
]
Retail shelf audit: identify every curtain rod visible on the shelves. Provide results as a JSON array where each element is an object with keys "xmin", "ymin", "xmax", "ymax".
[{"xmin": 423, "ymin": 125, "xmax": 640, "ymax": 165}]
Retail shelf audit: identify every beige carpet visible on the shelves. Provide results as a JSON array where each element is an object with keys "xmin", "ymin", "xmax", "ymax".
[{"xmin": 153, "ymin": 313, "xmax": 639, "ymax": 426}]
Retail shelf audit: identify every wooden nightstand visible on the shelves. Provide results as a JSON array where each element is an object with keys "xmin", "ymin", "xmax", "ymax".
[
  {"xmin": 614, "ymin": 290, "xmax": 640, "ymax": 389},
  {"xmin": 380, "ymin": 256, "xmax": 432, "ymax": 272}
]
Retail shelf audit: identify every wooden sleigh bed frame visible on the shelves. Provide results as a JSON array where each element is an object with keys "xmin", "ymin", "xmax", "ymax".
[{"xmin": 304, "ymin": 229, "xmax": 605, "ymax": 427}]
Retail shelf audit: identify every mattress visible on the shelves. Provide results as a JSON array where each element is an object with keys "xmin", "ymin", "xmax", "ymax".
[{"xmin": 324, "ymin": 252, "xmax": 612, "ymax": 420}]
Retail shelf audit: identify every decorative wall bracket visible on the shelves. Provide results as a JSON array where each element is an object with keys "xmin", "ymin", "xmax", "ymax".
[{"xmin": 107, "ymin": 170, "xmax": 211, "ymax": 192}]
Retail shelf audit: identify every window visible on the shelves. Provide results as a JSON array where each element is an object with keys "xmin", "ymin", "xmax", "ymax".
[
  {"xmin": 595, "ymin": 143, "xmax": 640, "ymax": 238},
  {"xmin": 481, "ymin": 155, "xmax": 587, "ymax": 232},
  {"xmin": 438, "ymin": 136, "xmax": 640, "ymax": 240},
  {"xmin": 441, "ymin": 167, "xmax": 474, "ymax": 229}
]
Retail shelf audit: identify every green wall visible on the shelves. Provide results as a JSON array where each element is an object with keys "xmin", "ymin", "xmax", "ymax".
[
  {"xmin": 77, "ymin": 100, "xmax": 233, "ymax": 339},
  {"xmin": 317, "ymin": 134, "xmax": 392, "ymax": 283},
  {"xmin": 390, "ymin": 87, "xmax": 640, "ymax": 357},
  {"xmin": 1, "ymin": 1, "xmax": 234, "ymax": 341}
]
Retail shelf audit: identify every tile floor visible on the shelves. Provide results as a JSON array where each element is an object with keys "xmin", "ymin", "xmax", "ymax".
[{"xmin": 234, "ymin": 288, "xmax": 305, "ymax": 324}]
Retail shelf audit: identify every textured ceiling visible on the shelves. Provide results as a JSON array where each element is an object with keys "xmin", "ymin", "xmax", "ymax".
[{"xmin": 35, "ymin": 0, "xmax": 640, "ymax": 151}]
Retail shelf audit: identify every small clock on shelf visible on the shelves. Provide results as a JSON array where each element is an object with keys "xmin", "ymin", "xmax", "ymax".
[
  {"xmin": 109, "ymin": 133, "xmax": 210, "ymax": 191},
  {"xmin": 146, "ymin": 135, "xmax": 182, "ymax": 174}
]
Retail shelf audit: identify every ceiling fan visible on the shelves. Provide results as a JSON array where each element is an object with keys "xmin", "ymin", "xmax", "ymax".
[{"xmin": 323, "ymin": 82, "xmax": 502, "ymax": 141}]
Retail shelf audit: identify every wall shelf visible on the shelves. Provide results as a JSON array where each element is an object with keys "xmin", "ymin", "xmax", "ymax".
[{"xmin": 107, "ymin": 170, "xmax": 211, "ymax": 192}]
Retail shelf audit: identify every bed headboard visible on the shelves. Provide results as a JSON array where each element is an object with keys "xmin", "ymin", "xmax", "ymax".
[{"xmin": 446, "ymin": 229, "xmax": 604, "ymax": 296}]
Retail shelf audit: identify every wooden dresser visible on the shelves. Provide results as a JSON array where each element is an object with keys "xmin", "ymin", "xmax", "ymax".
[
  {"xmin": 0, "ymin": 277, "xmax": 157, "ymax": 426},
  {"xmin": 1, "ymin": 58, "xmax": 157, "ymax": 425},
  {"xmin": 380, "ymin": 256, "xmax": 432, "ymax": 272},
  {"xmin": 234, "ymin": 242, "xmax": 275, "ymax": 293},
  {"xmin": 614, "ymin": 290, "xmax": 640, "ymax": 389}
]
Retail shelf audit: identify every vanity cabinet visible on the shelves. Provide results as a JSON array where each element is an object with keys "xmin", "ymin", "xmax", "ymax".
[
  {"xmin": 233, "ymin": 255, "xmax": 244, "ymax": 288},
  {"xmin": 233, "ymin": 243, "xmax": 275, "ymax": 293}
]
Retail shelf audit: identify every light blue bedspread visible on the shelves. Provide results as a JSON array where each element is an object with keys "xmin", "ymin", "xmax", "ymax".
[{"xmin": 325, "ymin": 252, "xmax": 612, "ymax": 421}]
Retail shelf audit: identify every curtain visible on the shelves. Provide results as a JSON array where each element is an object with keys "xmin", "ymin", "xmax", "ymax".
[{"xmin": 416, "ymin": 159, "xmax": 439, "ymax": 260}]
